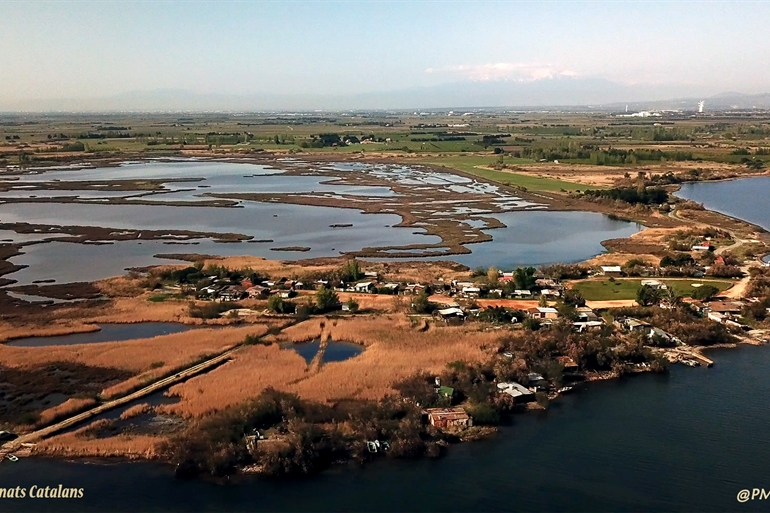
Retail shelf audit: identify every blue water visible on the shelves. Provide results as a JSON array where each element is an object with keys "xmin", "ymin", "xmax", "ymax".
[
  {"xmin": 2, "ymin": 345, "xmax": 769, "ymax": 512},
  {"xmin": 675, "ymin": 176, "xmax": 770, "ymax": 231},
  {"xmin": 5, "ymin": 323, "xmax": 194, "ymax": 347}
]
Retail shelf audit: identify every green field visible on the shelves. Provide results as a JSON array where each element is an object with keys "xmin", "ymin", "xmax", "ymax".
[
  {"xmin": 571, "ymin": 278, "xmax": 735, "ymax": 301},
  {"xmin": 418, "ymin": 156, "xmax": 589, "ymax": 192}
]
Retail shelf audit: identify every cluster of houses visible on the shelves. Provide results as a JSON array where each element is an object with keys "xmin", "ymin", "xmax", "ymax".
[{"xmin": 197, "ymin": 277, "xmax": 301, "ymax": 302}]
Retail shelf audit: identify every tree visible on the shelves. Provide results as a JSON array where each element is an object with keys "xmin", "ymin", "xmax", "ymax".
[
  {"xmin": 636, "ymin": 285, "xmax": 662, "ymax": 306},
  {"xmin": 563, "ymin": 289, "xmax": 585, "ymax": 307},
  {"xmin": 691, "ymin": 284, "xmax": 720, "ymax": 301},
  {"xmin": 513, "ymin": 267, "xmax": 537, "ymax": 290},
  {"xmin": 487, "ymin": 266, "xmax": 499, "ymax": 284},
  {"xmin": 314, "ymin": 287, "xmax": 339, "ymax": 312},
  {"xmin": 538, "ymin": 294, "xmax": 549, "ymax": 307},
  {"xmin": 661, "ymin": 288, "xmax": 682, "ymax": 309},
  {"xmin": 411, "ymin": 290, "xmax": 433, "ymax": 314},
  {"xmin": 346, "ymin": 298, "xmax": 359, "ymax": 313}
]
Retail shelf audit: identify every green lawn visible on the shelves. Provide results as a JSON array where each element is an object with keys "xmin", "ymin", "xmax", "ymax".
[
  {"xmin": 418, "ymin": 156, "xmax": 590, "ymax": 192},
  {"xmin": 571, "ymin": 278, "xmax": 735, "ymax": 301}
]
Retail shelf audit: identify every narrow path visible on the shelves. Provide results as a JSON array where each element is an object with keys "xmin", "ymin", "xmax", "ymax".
[{"xmin": 0, "ymin": 346, "xmax": 241, "ymax": 458}]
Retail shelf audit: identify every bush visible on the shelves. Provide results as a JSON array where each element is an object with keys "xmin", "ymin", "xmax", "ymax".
[
  {"xmin": 314, "ymin": 287, "xmax": 340, "ymax": 313},
  {"xmin": 466, "ymin": 403, "xmax": 500, "ymax": 426},
  {"xmin": 691, "ymin": 284, "xmax": 720, "ymax": 301}
]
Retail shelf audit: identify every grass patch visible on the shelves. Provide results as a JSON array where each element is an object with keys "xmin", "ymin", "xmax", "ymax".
[
  {"xmin": 572, "ymin": 278, "xmax": 735, "ymax": 301},
  {"xmin": 418, "ymin": 156, "xmax": 587, "ymax": 192}
]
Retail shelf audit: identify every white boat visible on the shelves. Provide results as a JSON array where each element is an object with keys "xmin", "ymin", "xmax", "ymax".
[{"xmin": 6, "ymin": 454, "xmax": 18, "ymax": 462}]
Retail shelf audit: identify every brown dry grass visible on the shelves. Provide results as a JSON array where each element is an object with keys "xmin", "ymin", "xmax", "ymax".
[
  {"xmin": 34, "ymin": 428, "xmax": 161, "ymax": 459},
  {"xmin": 119, "ymin": 403, "xmax": 154, "ymax": 420},
  {"xmin": 162, "ymin": 315, "xmax": 504, "ymax": 417},
  {"xmin": 0, "ymin": 325, "xmax": 272, "ymax": 398},
  {"xmin": 159, "ymin": 344, "xmax": 309, "ymax": 418},
  {"xmin": 36, "ymin": 397, "xmax": 98, "ymax": 427}
]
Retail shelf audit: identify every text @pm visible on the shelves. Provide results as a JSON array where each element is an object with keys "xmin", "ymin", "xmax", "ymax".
[{"xmin": 738, "ymin": 489, "xmax": 770, "ymax": 502}]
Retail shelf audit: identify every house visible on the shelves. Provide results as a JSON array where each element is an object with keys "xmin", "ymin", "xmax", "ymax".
[
  {"xmin": 641, "ymin": 279, "xmax": 666, "ymax": 289},
  {"xmin": 556, "ymin": 356, "xmax": 579, "ymax": 372},
  {"xmin": 364, "ymin": 271, "xmax": 379, "ymax": 278},
  {"xmin": 535, "ymin": 278, "xmax": 559, "ymax": 288},
  {"xmin": 615, "ymin": 317, "xmax": 650, "ymax": 332},
  {"xmin": 353, "ymin": 282, "xmax": 376, "ymax": 293},
  {"xmin": 461, "ymin": 286, "xmax": 481, "ymax": 298},
  {"xmin": 527, "ymin": 307, "xmax": 559, "ymax": 319},
  {"xmin": 240, "ymin": 279, "xmax": 254, "ymax": 289},
  {"xmin": 513, "ymin": 289, "xmax": 533, "ymax": 298},
  {"xmin": 404, "ymin": 283, "xmax": 425, "ymax": 295},
  {"xmin": 218, "ymin": 285, "xmax": 245, "ymax": 302},
  {"xmin": 692, "ymin": 245, "xmax": 711, "ymax": 251},
  {"xmin": 380, "ymin": 283, "xmax": 400, "ymax": 293},
  {"xmin": 540, "ymin": 288, "xmax": 561, "ymax": 298},
  {"xmin": 708, "ymin": 311, "xmax": 728, "ymax": 323},
  {"xmin": 497, "ymin": 382, "xmax": 535, "ymax": 402},
  {"xmin": 649, "ymin": 327, "xmax": 679, "ymax": 345},
  {"xmin": 601, "ymin": 266, "xmax": 623, "ymax": 277},
  {"xmin": 489, "ymin": 289, "xmax": 504, "ymax": 297},
  {"xmin": 246, "ymin": 286, "xmax": 269, "ymax": 299},
  {"xmin": 435, "ymin": 307, "xmax": 466, "ymax": 323},
  {"xmin": 500, "ymin": 272, "xmax": 514, "ymax": 282},
  {"xmin": 423, "ymin": 407, "xmax": 472, "ymax": 428},
  {"xmin": 707, "ymin": 301, "xmax": 743, "ymax": 314},
  {"xmin": 575, "ymin": 306, "xmax": 599, "ymax": 322},
  {"xmin": 574, "ymin": 321, "xmax": 604, "ymax": 332}
]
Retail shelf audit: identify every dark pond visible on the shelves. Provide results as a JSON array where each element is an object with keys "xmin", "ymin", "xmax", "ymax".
[
  {"xmin": 5, "ymin": 323, "xmax": 194, "ymax": 347},
  {"xmin": 283, "ymin": 340, "xmax": 364, "ymax": 363}
]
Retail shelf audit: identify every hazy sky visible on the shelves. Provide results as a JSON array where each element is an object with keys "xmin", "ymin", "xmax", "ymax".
[{"xmin": 1, "ymin": 0, "xmax": 769, "ymax": 105}]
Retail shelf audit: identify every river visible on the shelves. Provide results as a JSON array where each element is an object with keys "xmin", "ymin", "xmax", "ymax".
[{"xmin": 2, "ymin": 345, "xmax": 769, "ymax": 512}]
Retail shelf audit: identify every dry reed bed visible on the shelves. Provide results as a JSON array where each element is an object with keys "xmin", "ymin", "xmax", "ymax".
[
  {"xmin": 286, "ymin": 316, "xmax": 502, "ymax": 403},
  {"xmin": 161, "ymin": 315, "xmax": 504, "ymax": 417},
  {"xmin": 0, "ymin": 325, "xmax": 271, "ymax": 399},
  {"xmin": 34, "ymin": 429, "xmax": 161, "ymax": 459},
  {"xmin": 159, "ymin": 344, "xmax": 309, "ymax": 418},
  {"xmin": 35, "ymin": 398, "xmax": 98, "ymax": 427}
]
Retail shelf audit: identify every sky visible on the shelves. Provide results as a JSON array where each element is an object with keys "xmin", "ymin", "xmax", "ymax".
[{"xmin": 1, "ymin": 0, "xmax": 769, "ymax": 109}]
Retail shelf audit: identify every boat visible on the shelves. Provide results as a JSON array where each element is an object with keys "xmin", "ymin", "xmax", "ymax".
[
  {"xmin": 682, "ymin": 359, "xmax": 700, "ymax": 367},
  {"xmin": 366, "ymin": 441, "xmax": 378, "ymax": 453},
  {"xmin": 6, "ymin": 454, "xmax": 18, "ymax": 462},
  {"xmin": 557, "ymin": 386, "xmax": 573, "ymax": 394}
]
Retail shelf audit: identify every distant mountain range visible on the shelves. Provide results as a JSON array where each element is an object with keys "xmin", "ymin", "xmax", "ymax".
[{"xmin": 3, "ymin": 78, "xmax": 770, "ymax": 112}]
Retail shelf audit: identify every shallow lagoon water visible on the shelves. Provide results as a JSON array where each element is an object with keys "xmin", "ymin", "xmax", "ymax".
[
  {"xmin": 5, "ymin": 323, "xmax": 195, "ymax": 347},
  {"xmin": 675, "ymin": 176, "xmax": 770, "ymax": 231},
  {"xmin": 282, "ymin": 340, "xmax": 364, "ymax": 363},
  {"xmin": 1, "ymin": 161, "xmax": 641, "ymax": 285}
]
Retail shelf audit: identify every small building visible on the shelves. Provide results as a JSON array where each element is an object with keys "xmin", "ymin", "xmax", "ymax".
[
  {"xmin": 625, "ymin": 318, "xmax": 651, "ymax": 332},
  {"xmin": 380, "ymin": 283, "xmax": 400, "ymax": 293},
  {"xmin": 574, "ymin": 320, "xmax": 604, "ymax": 332},
  {"xmin": 423, "ymin": 407, "xmax": 472, "ymax": 429},
  {"xmin": 576, "ymin": 306, "xmax": 599, "ymax": 322},
  {"xmin": 435, "ymin": 307, "xmax": 466, "ymax": 323},
  {"xmin": 540, "ymin": 288, "xmax": 561, "ymax": 298},
  {"xmin": 364, "ymin": 271, "xmax": 379, "ymax": 278},
  {"xmin": 641, "ymin": 279, "xmax": 666, "ymax": 290},
  {"xmin": 353, "ymin": 281, "xmax": 376, "ymax": 293},
  {"xmin": 218, "ymin": 285, "xmax": 245, "ymax": 302},
  {"xmin": 513, "ymin": 289, "xmax": 533, "ymax": 298},
  {"xmin": 649, "ymin": 327, "xmax": 678, "ymax": 345},
  {"xmin": 527, "ymin": 307, "xmax": 559, "ymax": 320},
  {"xmin": 497, "ymin": 382, "xmax": 535, "ymax": 402},
  {"xmin": 601, "ymin": 266, "xmax": 623, "ymax": 278},
  {"xmin": 461, "ymin": 286, "xmax": 481, "ymax": 298},
  {"xmin": 535, "ymin": 278, "xmax": 559, "ymax": 288},
  {"xmin": 708, "ymin": 311, "xmax": 728, "ymax": 323},
  {"xmin": 692, "ymin": 245, "xmax": 711, "ymax": 251},
  {"xmin": 246, "ymin": 286, "xmax": 270, "ymax": 299},
  {"xmin": 707, "ymin": 301, "xmax": 743, "ymax": 314}
]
